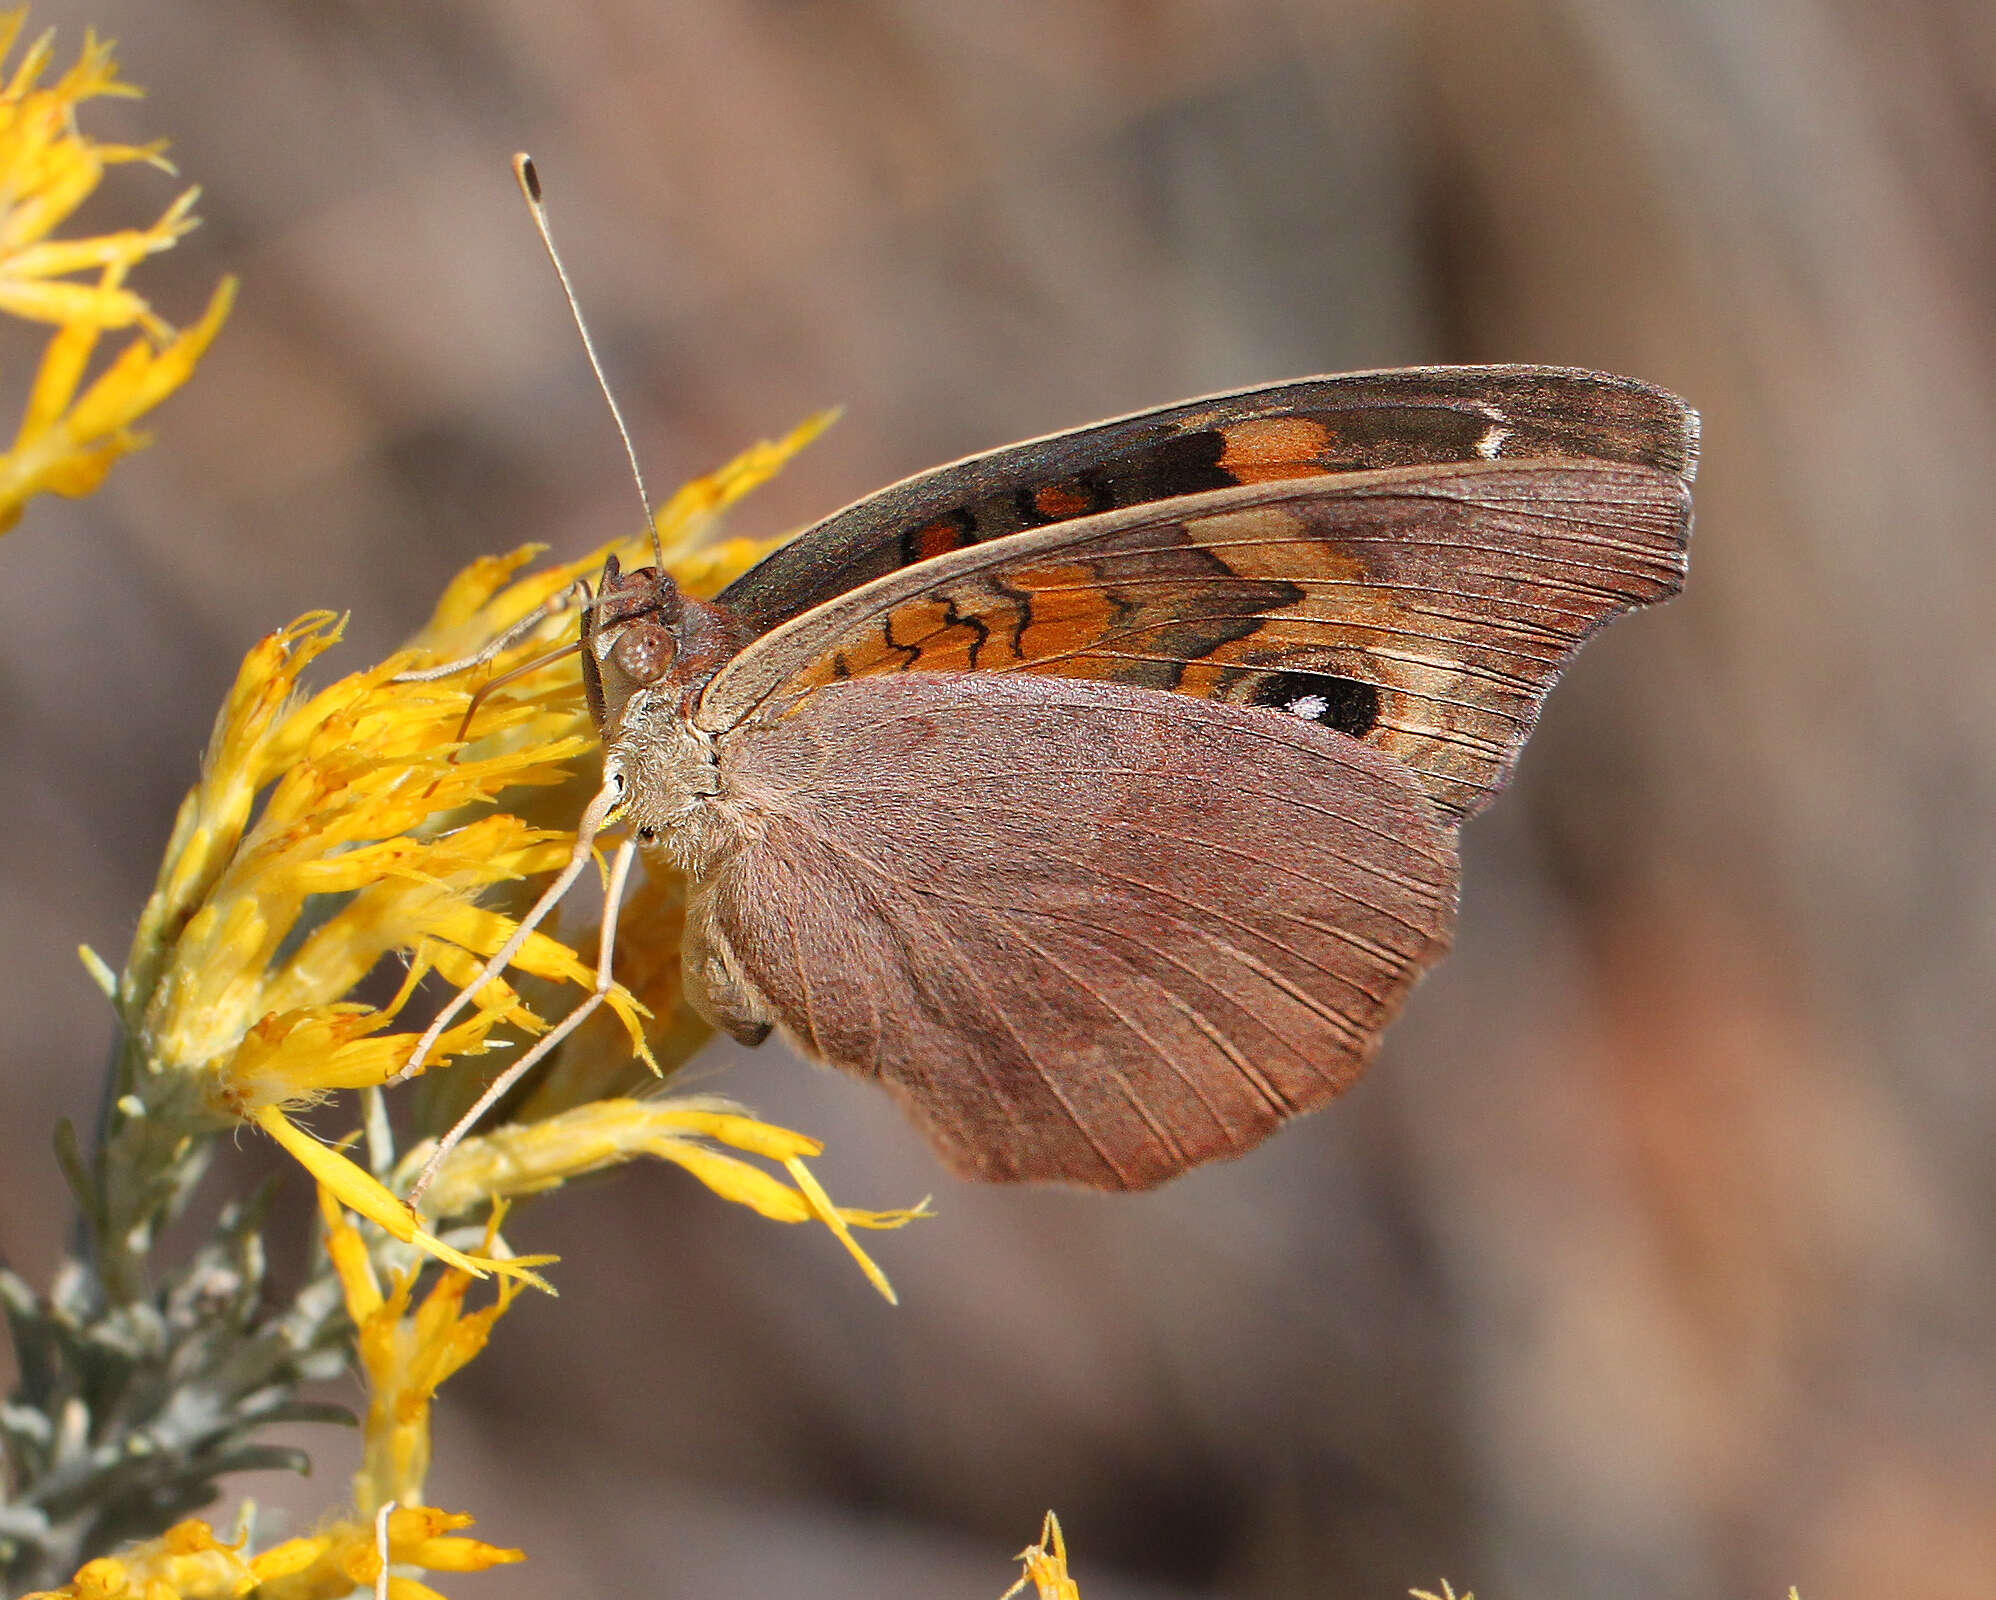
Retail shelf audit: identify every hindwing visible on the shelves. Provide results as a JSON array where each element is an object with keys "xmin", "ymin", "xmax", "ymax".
[{"xmin": 701, "ymin": 672, "xmax": 1458, "ymax": 1188}]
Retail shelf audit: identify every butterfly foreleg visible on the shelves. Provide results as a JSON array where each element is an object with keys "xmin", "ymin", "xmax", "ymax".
[
  {"xmin": 680, "ymin": 882, "xmax": 775, "ymax": 1047},
  {"xmin": 406, "ymin": 831, "xmax": 641, "ymax": 1205}
]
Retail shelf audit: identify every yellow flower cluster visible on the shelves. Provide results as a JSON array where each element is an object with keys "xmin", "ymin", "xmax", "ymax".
[
  {"xmin": 0, "ymin": 10, "xmax": 232, "ymax": 532},
  {"xmin": 113, "ymin": 578, "xmax": 623, "ymax": 1284},
  {"xmin": 19, "ymin": 1507, "xmax": 522, "ymax": 1600},
  {"xmin": 320, "ymin": 1186, "xmax": 532, "ymax": 1515},
  {"xmin": 21, "ymin": 1188, "xmax": 531, "ymax": 1600},
  {"xmin": 23, "ymin": 1135, "xmax": 914, "ymax": 1600},
  {"xmin": 1, "ymin": 15, "xmax": 932, "ymax": 1589},
  {"xmin": 101, "ymin": 409, "xmax": 921, "ymax": 1291}
]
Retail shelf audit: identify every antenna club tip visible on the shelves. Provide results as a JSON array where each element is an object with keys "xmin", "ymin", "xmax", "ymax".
[{"xmin": 513, "ymin": 152, "xmax": 541, "ymax": 200}]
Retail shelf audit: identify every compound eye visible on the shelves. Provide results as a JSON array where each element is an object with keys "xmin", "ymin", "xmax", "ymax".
[{"xmin": 610, "ymin": 621, "xmax": 676, "ymax": 685}]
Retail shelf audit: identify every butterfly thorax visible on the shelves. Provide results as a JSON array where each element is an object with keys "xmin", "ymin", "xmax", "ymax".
[{"xmin": 607, "ymin": 708, "xmax": 751, "ymax": 876}]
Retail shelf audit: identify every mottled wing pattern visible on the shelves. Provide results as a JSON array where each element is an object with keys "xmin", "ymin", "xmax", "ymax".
[
  {"xmin": 700, "ymin": 672, "xmax": 1457, "ymax": 1188},
  {"xmin": 698, "ymin": 460, "xmax": 1691, "ymax": 820},
  {"xmin": 717, "ymin": 366, "xmax": 1698, "ymax": 637}
]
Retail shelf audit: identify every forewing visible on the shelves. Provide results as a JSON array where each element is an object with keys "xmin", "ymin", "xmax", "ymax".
[
  {"xmin": 718, "ymin": 366, "xmax": 1698, "ymax": 635},
  {"xmin": 703, "ymin": 672, "xmax": 1457, "ymax": 1189},
  {"xmin": 699, "ymin": 459, "xmax": 1691, "ymax": 819}
]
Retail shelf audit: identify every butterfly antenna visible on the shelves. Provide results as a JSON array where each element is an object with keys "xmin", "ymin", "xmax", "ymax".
[{"xmin": 514, "ymin": 152, "xmax": 665, "ymax": 570}]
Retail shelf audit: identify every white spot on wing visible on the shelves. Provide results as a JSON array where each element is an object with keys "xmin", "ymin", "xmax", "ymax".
[
  {"xmin": 1476, "ymin": 422, "xmax": 1511, "ymax": 459},
  {"xmin": 1286, "ymin": 694, "xmax": 1329, "ymax": 721}
]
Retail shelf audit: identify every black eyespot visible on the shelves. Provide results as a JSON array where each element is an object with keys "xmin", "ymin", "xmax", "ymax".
[
  {"xmin": 637, "ymin": 825, "xmax": 657, "ymax": 843},
  {"xmin": 1248, "ymin": 670, "xmax": 1381, "ymax": 738}
]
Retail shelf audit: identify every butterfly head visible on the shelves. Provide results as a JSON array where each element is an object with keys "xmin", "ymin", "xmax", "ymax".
[{"xmin": 582, "ymin": 553, "xmax": 751, "ymax": 740}]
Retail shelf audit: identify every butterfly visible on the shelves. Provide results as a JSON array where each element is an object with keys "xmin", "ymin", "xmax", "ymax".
[
  {"xmin": 408, "ymin": 364, "xmax": 1695, "ymax": 1198},
  {"xmin": 542, "ymin": 365, "xmax": 1699, "ymax": 1191}
]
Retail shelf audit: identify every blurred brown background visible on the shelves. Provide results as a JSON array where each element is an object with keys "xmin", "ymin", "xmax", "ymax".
[{"xmin": 3, "ymin": 1, "xmax": 1993, "ymax": 1596}]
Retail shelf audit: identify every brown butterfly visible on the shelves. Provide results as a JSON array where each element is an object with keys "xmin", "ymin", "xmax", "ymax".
[{"xmin": 411, "ymin": 365, "xmax": 1695, "ymax": 1196}]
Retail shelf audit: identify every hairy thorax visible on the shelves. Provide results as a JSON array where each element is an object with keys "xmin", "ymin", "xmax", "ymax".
[{"xmin": 610, "ymin": 694, "xmax": 760, "ymax": 877}]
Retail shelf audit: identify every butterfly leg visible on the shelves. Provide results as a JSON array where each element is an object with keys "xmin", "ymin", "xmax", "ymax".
[
  {"xmin": 680, "ymin": 887, "xmax": 774, "ymax": 1047},
  {"xmin": 406, "ymin": 833, "xmax": 640, "ymax": 1206},
  {"xmin": 392, "ymin": 772, "xmax": 624, "ymax": 1087}
]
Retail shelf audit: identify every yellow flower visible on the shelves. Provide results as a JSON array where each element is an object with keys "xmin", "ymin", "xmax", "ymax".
[
  {"xmin": 16, "ymin": 1509, "xmax": 521, "ymax": 1600},
  {"xmin": 644, "ymin": 406, "xmax": 838, "ymax": 549},
  {"xmin": 98, "ymin": 413, "xmax": 917, "ymax": 1290},
  {"xmin": 0, "ymin": 11, "xmax": 233, "ymax": 533},
  {"xmin": 254, "ymin": 1506, "xmax": 522, "ymax": 1600},
  {"xmin": 16, "ymin": 1519, "xmax": 253, "ymax": 1600},
  {"xmin": 417, "ymin": 1096, "xmax": 933, "ymax": 1302},
  {"xmin": 13, "ymin": 1508, "xmax": 251, "ymax": 1596},
  {"xmin": 317, "ymin": 1185, "xmax": 535, "ymax": 1512},
  {"xmin": 1003, "ymin": 1513, "xmax": 1081, "ymax": 1600},
  {"xmin": 18, "ymin": 1183, "xmax": 536, "ymax": 1600},
  {"xmin": 114, "ymin": 594, "xmax": 625, "ymax": 1285}
]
